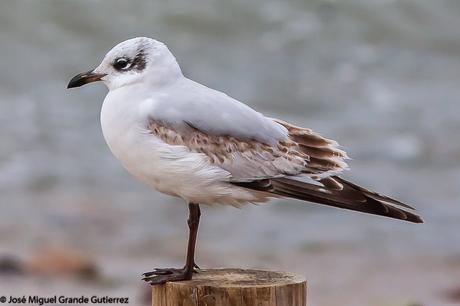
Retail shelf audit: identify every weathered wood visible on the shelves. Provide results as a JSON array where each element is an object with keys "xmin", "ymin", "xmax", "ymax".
[{"xmin": 151, "ymin": 268, "xmax": 306, "ymax": 306}]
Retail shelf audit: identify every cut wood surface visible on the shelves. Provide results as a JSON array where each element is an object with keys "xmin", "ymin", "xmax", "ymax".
[{"xmin": 151, "ymin": 268, "xmax": 306, "ymax": 306}]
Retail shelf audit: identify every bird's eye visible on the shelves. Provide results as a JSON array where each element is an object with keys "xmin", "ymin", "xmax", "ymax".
[{"xmin": 113, "ymin": 58, "xmax": 130, "ymax": 71}]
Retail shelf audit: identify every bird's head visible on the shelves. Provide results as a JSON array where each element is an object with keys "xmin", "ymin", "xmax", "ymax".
[{"xmin": 67, "ymin": 37, "xmax": 182, "ymax": 91}]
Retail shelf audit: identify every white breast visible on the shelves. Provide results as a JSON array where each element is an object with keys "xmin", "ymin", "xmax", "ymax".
[{"xmin": 99, "ymin": 88, "xmax": 266, "ymax": 206}]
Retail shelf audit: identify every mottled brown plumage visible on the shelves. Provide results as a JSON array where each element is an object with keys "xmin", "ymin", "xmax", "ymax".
[
  {"xmin": 147, "ymin": 118, "xmax": 348, "ymax": 179},
  {"xmin": 147, "ymin": 118, "xmax": 422, "ymax": 223}
]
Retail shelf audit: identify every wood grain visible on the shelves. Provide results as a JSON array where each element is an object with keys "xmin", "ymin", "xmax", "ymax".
[{"xmin": 151, "ymin": 268, "xmax": 306, "ymax": 306}]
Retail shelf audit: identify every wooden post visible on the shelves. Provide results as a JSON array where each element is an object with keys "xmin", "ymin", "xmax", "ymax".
[{"xmin": 151, "ymin": 268, "xmax": 306, "ymax": 306}]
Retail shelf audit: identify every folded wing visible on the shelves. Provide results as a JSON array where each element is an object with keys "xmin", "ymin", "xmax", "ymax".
[{"xmin": 147, "ymin": 118, "xmax": 422, "ymax": 223}]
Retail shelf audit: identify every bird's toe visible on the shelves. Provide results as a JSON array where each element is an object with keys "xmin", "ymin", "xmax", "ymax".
[{"xmin": 142, "ymin": 268, "xmax": 193, "ymax": 285}]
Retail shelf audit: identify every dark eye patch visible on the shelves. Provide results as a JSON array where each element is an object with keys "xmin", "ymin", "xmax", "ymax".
[
  {"xmin": 112, "ymin": 49, "xmax": 147, "ymax": 73},
  {"xmin": 113, "ymin": 57, "xmax": 131, "ymax": 71},
  {"xmin": 131, "ymin": 49, "xmax": 147, "ymax": 71}
]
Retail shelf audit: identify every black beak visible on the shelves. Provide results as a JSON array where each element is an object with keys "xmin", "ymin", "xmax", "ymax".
[{"xmin": 67, "ymin": 70, "xmax": 107, "ymax": 89}]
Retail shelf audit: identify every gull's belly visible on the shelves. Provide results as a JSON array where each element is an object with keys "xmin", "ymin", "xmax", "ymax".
[
  {"xmin": 100, "ymin": 111, "xmax": 236, "ymax": 203},
  {"xmin": 100, "ymin": 96, "xmax": 184, "ymax": 197},
  {"xmin": 101, "ymin": 117, "xmax": 211, "ymax": 199},
  {"xmin": 104, "ymin": 127, "xmax": 177, "ymax": 196},
  {"xmin": 99, "ymin": 92, "xmax": 269, "ymax": 206}
]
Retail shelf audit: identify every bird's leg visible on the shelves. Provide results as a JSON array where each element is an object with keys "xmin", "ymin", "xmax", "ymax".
[{"xmin": 142, "ymin": 203, "xmax": 201, "ymax": 285}]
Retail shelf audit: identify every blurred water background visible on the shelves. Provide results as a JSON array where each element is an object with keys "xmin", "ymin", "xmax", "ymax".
[{"xmin": 1, "ymin": 0, "xmax": 460, "ymax": 305}]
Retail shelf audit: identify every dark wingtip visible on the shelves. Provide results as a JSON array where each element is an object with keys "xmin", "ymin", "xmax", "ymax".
[
  {"xmin": 412, "ymin": 215, "xmax": 424, "ymax": 224},
  {"xmin": 402, "ymin": 208, "xmax": 424, "ymax": 223}
]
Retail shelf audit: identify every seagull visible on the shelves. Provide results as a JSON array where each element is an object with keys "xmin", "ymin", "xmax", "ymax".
[{"xmin": 67, "ymin": 37, "xmax": 423, "ymax": 284}]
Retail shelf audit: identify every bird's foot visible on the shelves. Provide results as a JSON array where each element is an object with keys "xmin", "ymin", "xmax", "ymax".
[{"xmin": 142, "ymin": 265, "xmax": 200, "ymax": 285}]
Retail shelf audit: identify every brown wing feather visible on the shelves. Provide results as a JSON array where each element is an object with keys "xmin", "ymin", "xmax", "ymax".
[
  {"xmin": 147, "ymin": 119, "xmax": 309, "ymax": 180},
  {"xmin": 148, "ymin": 119, "xmax": 350, "ymax": 179},
  {"xmin": 272, "ymin": 119, "xmax": 349, "ymax": 176},
  {"xmin": 233, "ymin": 176, "xmax": 423, "ymax": 223}
]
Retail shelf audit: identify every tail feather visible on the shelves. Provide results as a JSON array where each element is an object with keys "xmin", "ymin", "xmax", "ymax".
[
  {"xmin": 233, "ymin": 176, "xmax": 423, "ymax": 223},
  {"xmin": 332, "ymin": 177, "xmax": 415, "ymax": 210}
]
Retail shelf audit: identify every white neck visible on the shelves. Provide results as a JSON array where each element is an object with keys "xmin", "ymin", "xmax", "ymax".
[{"xmin": 143, "ymin": 51, "xmax": 184, "ymax": 87}]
